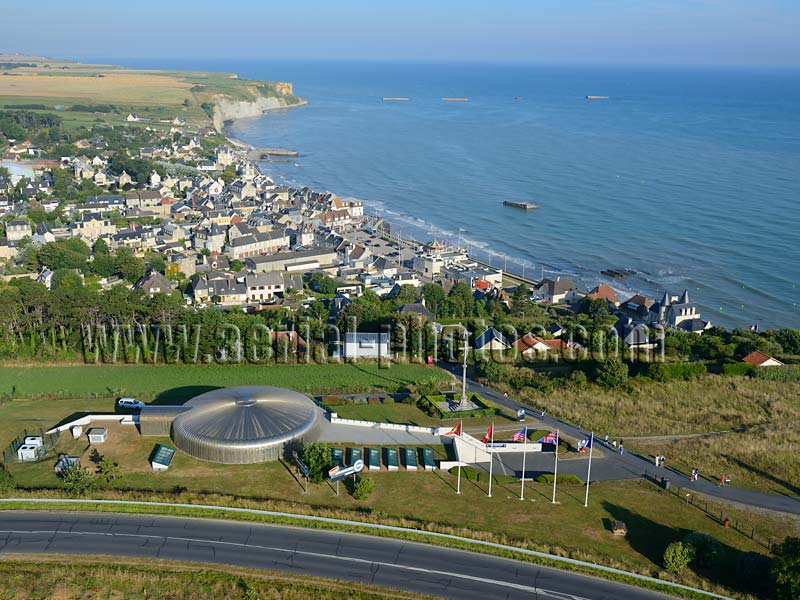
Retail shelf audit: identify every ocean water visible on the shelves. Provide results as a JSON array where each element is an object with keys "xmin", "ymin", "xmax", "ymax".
[{"xmin": 107, "ymin": 58, "xmax": 800, "ymax": 328}]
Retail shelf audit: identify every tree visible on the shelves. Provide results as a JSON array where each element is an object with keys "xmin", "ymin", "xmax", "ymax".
[
  {"xmin": 683, "ymin": 532, "xmax": 723, "ymax": 568},
  {"xmin": 352, "ymin": 476, "xmax": 375, "ymax": 500},
  {"xmin": 772, "ymin": 536, "xmax": 800, "ymax": 599},
  {"xmin": 114, "ymin": 248, "xmax": 146, "ymax": 282},
  {"xmin": 59, "ymin": 465, "xmax": 97, "ymax": 494},
  {"xmin": 96, "ymin": 456, "xmax": 121, "ymax": 483},
  {"xmin": 663, "ymin": 541, "xmax": 695, "ymax": 573},
  {"xmin": 220, "ymin": 165, "xmax": 237, "ymax": 184},
  {"xmin": 421, "ymin": 283, "xmax": 445, "ymax": 317},
  {"xmin": 594, "ymin": 358, "xmax": 628, "ymax": 388},
  {"xmin": 394, "ymin": 284, "xmax": 419, "ymax": 305},
  {"xmin": 302, "ymin": 442, "xmax": 331, "ymax": 484}
]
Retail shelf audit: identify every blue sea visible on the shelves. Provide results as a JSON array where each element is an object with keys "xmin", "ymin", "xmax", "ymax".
[{"xmin": 104, "ymin": 58, "xmax": 800, "ymax": 329}]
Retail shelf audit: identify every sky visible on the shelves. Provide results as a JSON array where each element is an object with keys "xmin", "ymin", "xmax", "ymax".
[{"xmin": 3, "ymin": 0, "xmax": 799, "ymax": 67}]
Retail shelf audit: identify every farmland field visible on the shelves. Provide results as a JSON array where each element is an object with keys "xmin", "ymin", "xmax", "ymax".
[{"xmin": 0, "ymin": 72, "xmax": 193, "ymax": 105}]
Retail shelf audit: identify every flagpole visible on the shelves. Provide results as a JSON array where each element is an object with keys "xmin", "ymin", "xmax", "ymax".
[
  {"xmin": 519, "ymin": 425, "xmax": 527, "ymax": 501},
  {"xmin": 551, "ymin": 429, "xmax": 559, "ymax": 504},
  {"xmin": 583, "ymin": 432, "xmax": 594, "ymax": 508},
  {"xmin": 456, "ymin": 419, "xmax": 462, "ymax": 495},
  {"xmin": 487, "ymin": 422, "xmax": 494, "ymax": 498}
]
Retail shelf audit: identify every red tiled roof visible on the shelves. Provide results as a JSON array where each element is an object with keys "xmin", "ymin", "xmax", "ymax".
[{"xmin": 742, "ymin": 350, "xmax": 783, "ymax": 366}]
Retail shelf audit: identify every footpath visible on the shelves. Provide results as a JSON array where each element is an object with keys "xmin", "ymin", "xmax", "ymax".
[{"xmin": 439, "ymin": 363, "xmax": 800, "ymax": 516}]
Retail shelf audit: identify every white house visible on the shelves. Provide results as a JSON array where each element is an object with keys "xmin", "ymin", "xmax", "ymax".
[{"xmin": 343, "ymin": 332, "xmax": 390, "ymax": 360}]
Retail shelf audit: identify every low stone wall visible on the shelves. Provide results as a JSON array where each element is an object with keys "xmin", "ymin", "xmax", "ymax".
[
  {"xmin": 46, "ymin": 414, "xmax": 136, "ymax": 434},
  {"xmin": 329, "ymin": 414, "xmax": 447, "ymax": 435}
]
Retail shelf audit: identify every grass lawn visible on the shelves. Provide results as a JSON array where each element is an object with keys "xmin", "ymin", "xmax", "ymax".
[
  {"xmin": 5, "ymin": 429, "xmax": 796, "ymax": 600},
  {"xmin": 0, "ymin": 362, "xmax": 452, "ymax": 401},
  {"xmin": 332, "ymin": 397, "xmax": 518, "ymax": 428},
  {"xmin": 512, "ymin": 375, "xmax": 800, "ymax": 498},
  {"xmin": 0, "ymin": 556, "xmax": 433, "ymax": 600}
]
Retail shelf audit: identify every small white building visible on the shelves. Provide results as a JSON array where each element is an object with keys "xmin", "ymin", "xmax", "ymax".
[
  {"xmin": 343, "ymin": 332, "xmax": 390, "ymax": 360},
  {"xmin": 17, "ymin": 443, "xmax": 43, "ymax": 462},
  {"xmin": 87, "ymin": 427, "xmax": 108, "ymax": 444}
]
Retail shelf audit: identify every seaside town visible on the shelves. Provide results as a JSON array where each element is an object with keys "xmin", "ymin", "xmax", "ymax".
[
  {"xmin": 0, "ymin": 110, "xmax": 727, "ymax": 358},
  {"xmin": 1, "ymin": 51, "xmax": 800, "ymax": 600}
]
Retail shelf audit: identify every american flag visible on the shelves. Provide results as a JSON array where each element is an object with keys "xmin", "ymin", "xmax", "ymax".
[{"xmin": 511, "ymin": 428, "xmax": 527, "ymax": 442}]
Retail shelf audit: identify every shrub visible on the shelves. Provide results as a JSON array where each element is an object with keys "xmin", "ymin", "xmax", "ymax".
[
  {"xmin": 663, "ymin": 541, "xmax": 696, "ymax": 572},
  {"xmin": 594, "ymin": 359, "xmax": 628, "ymax": 388},
  {"xmin": 477, "ymin": 360, "xmax": 503, "ymax": 382},
  {"xmin": 647, "ymin": 362, "xmax": 707, "ymax": 382},
  {"xmin": 755, "ymin": 365, "xmax": 800, "ymax": 382},
  {"xmin": 721, "ymin": 362, "xmax": 756, "ymax": 377},
  {"xmin": 570, "ymin": 370, "xmax": 587, "ymax": 386},
  {"xmin": 0, "ymin": 462, "xmax": 15, "ymax": 491},
  {"xmin": 301, "ymin": 442, "xmax": 332, "ymax": 484},
  {"xmin": 534, "ymin": 474, "xmax": 583, "ymax": 485},
  {"xmin": 381, "ymin": 397, "xmax": 395, "ymax": 404},
  {"xmin": 683, "ymin": 532, "xmax": 724, "ymax": 568},
  {"xmin": 59, "ymin": 465, "xmax": 97, "ymax": 494},
  {"xmin": 352, "ymin": 476, "xmax": 375, "ymax": 500}
]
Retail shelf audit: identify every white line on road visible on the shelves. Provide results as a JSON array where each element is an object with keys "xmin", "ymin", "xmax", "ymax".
[{"xmin": 0, "ymin": 529, "xmax": 589, "ymax": 599}]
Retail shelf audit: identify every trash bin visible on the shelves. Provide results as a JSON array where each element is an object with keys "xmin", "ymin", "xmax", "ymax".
[{"xmin": 662, "ymin": 477, "xmax": 670, "ymax": 490}]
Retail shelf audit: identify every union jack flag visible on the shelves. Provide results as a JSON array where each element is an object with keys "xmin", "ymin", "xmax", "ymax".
[
  {"xmin": 538, "ymin": 431, "xmax": 558, "ymax": 444},
  {"xmin": 511, "ymin": 428, "xmax": 527, "ymax": 442}
]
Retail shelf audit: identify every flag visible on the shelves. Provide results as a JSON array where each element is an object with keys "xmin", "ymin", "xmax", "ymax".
[
  {"xmin": 482, "ymin": 424, "xmax": 493, "ymax": 445},
  {"xmin": 538, "ymin": 431, "xmax": 558, "ymax": 444},
  {"xmin": 585, "ymin": 433, "xmax": 593, "ymax": 448},
  {"xmin": 444, "ymin": 423, "xmax": 461, "ymax": 437},
  {"xmin": 511, "ymin": 428, "xmax": 526, "ymax": 442}
]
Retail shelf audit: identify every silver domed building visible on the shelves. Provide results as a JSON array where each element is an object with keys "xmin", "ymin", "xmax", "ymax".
[{"xmin": 139, "ymin": 386, "xmax": 320, "ymax": 464}]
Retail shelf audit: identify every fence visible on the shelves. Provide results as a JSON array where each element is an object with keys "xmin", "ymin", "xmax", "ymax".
[
  {"xmin": 644, "ymin": 470, "xmax": 775, "ymax": 551},
  {"xmin": 2, "ymin": 428, "xmax": 61, "ymax": 464}
]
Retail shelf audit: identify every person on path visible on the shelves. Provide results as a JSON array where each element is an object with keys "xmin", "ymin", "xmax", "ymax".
[
  {"xmin": 720, "ymin": 474, "xmax": 726, "ymax": 487},
  {"xmin": 654, "ymin": 455, "xmax": 660, "ymax": 467},
  {"xmin": 619, "ymin": 444, "xmax": 624, "ymax": 455}
]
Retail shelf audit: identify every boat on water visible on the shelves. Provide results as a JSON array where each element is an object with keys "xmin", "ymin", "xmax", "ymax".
[
  {"xmin": 383, "ymin": 97, "xmax": 410, "ymax": 101},
  {"xmin": 503, "ymin": 200, "xmax": 539, "ymax": 210},
  {"xmin": 442, "ymin": 97, "xmax": 469, "ymax": 102},
  {"xmin": 586, "ymin": 95, "xmax": 609, "ymax": 100}
]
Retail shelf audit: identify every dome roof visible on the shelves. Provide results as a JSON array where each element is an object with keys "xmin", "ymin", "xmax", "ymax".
[{"xmin": 171, "ymin": 386, "xmax": 319, "ymax": 464}]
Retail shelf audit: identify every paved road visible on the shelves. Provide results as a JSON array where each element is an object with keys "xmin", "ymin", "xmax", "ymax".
[
  {"xmin": 0, "ymin": 511, "xmax": 675, "ymax": 600},
  {"xmin": 440, "ymin": 364, "xmax": 800, "ymax": 515}
]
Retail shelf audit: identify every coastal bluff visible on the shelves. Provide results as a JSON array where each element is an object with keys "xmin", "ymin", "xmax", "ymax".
[{"xmin": 213, "ymin": 83, "xmax": 305, "ymax": 131}]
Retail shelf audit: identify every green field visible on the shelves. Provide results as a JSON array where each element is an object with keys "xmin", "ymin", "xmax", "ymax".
[
  {"xmin": 0, "ymin": 557, "xmax": 432, "ymax": 600},
  {"xmin": 0, "ymin": 362, "xmax": 452, "ymax": 401}
]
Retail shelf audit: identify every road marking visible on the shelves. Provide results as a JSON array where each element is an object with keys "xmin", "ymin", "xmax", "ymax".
[{"xmin": 0, "ymin": 529, "xmax": 590, "ymax": 599}]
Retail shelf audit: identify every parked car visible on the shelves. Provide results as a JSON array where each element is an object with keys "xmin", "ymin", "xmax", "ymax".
[{"xmin": 117, "ymin": 397, "xmax": 145, "ymax": 410}]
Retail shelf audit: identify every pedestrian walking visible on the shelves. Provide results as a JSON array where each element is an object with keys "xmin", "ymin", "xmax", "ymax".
[
  {"xmin": 661, "ymin": 455, "xmax": 666, "ymax": 467},
  {"xmin": 612, "ymin": 440, "xmax": 617, "ymax": 448},
  {"xmin": 720, "ymin": 474, "xmax": 726, "ymax": 487},
  {"xmin": 604, "ymin": 434, "xmax": 609, "ymax": 443},
  {"xmin": 654, "ymin": 455, "xmax": 660, "ymax": 467},
  {"xmin": 619, "ymin": 444, "xmax": 624, "ymax": 455}
]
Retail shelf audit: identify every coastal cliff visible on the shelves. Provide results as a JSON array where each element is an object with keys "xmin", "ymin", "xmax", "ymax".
[{"xmin": 212, "ymin": 82, "xmax": 306, "ymax": 131}]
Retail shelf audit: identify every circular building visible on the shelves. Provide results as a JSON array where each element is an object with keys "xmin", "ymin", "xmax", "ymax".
[{"xmin": 169, "ymin": 386, "xmax": 319, "ymax": 464}]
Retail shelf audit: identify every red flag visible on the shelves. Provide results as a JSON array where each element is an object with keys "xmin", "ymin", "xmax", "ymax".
[
  {"xmin": 482, "ymin": 424, "xmax": 493, "ymax": 445},
  {"xmin": 445, "ymin": 423, "xmax": 461, "ymax": 436}
]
